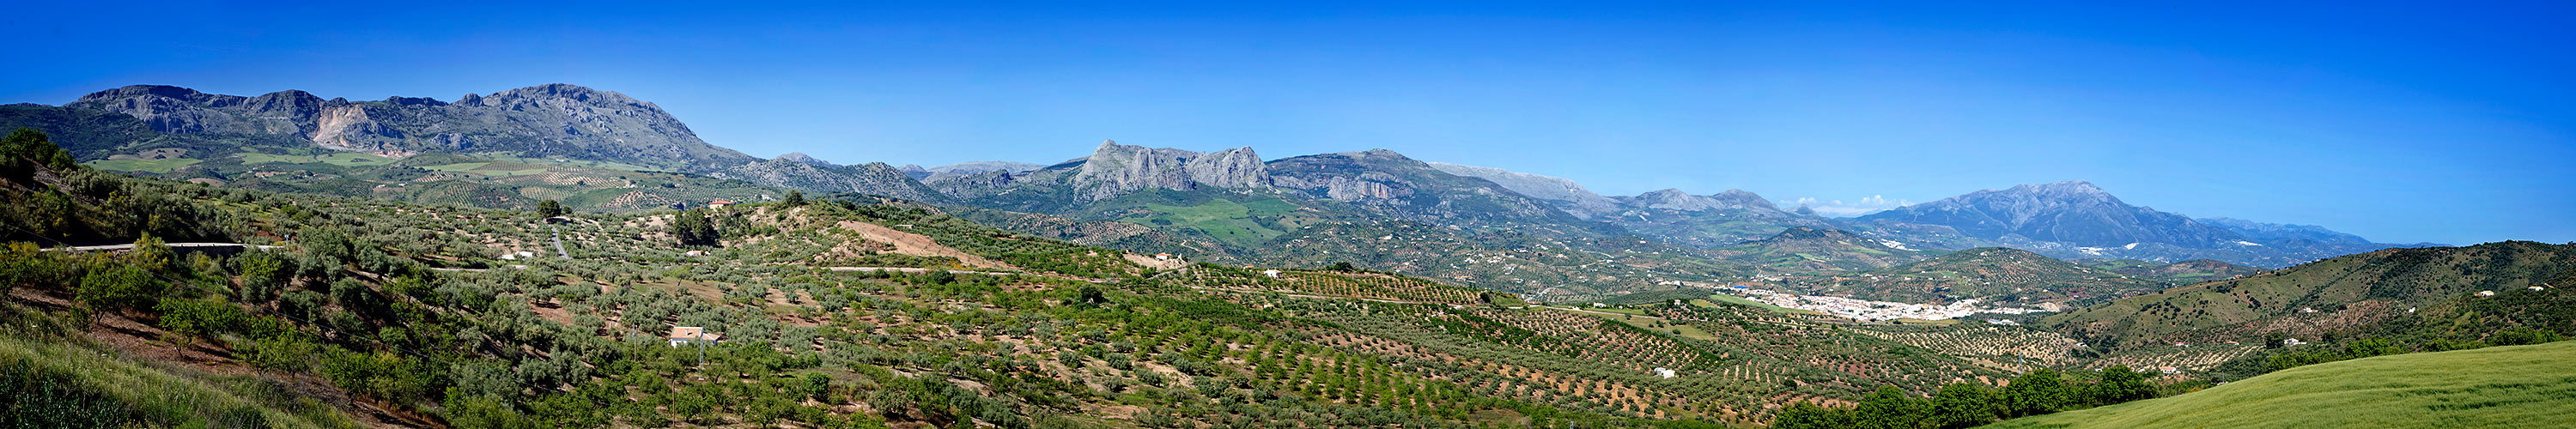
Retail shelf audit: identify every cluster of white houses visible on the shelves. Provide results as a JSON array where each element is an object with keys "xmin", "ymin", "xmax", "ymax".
[{"xmin": 1721, "ymin": 287, "xmax": 2048, "ymax": 322}]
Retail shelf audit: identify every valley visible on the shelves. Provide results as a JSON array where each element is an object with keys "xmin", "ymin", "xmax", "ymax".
[{"xmin": 3, "ymin": 81, "xmax": 2567, "ymax": 429}]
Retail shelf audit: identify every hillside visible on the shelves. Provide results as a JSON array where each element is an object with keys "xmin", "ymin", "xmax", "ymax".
[
  {"xmin": 63, "ymin": 84, "xmax": 756, "ymax": 172},
  {"xmin": 1607, "ymin": 190, "xmax": 1840, "ymax": 248},
  {"xmin": 1856, "ymin": 181, "xmax": 2238, "ymax": 248},
  {"xmin": 1759, "ymin": 247, "xmax": 2166, "ymax": 305},
  {"xmin": 1423, "ymin": 161, "xmax": 1620, "ymax": 220},
  {"xmin": 1711, "ymin": 227, "xmax": 1931, "ymax": 273},
  {"xmin": 3, "ymin": 130, "xmax": 2041, "ymax": 428},
  {"xmin": 16, "ymin": 82, "xmax": 2434, "ymax": 305},
  {"xmin": 714, "ymin": 158, "xmax": 945, "ymax": 202},
  {"xmin": 2075, "ymin": 258, "xmax": 2263, "ymax": 281},
  {"xmin": 2044, "ymin": 241, "xmax": 2576, "ymax": 350},
  {"xmin": 1982, "ymin": 341, "xmax": 2576, "ymax": 429},
  {"xmin": 1853, "ymin": 181, "xmax": 2419, "ymax": 268}
]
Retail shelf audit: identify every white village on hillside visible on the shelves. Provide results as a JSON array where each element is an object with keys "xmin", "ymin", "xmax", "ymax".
[{"xmin": 1719, "ymin": 287, "xmax": 2050, "ymax": 322}]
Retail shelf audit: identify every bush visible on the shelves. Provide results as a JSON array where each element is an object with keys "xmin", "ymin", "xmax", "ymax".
[
  {"xmin": 76, "ymin": 265, "xmax": 162, "ymax": 311},
  {"xmin": 2492, "ymin": 327, "xmax": 2563, "ymax": 346},
  {"xmin": 2089, "ymin": 366, "xmax": 2158, "ymax": 406},
  {"xmin": 155, "ymin": 299, "xmax": 249, "ymax": 342}
]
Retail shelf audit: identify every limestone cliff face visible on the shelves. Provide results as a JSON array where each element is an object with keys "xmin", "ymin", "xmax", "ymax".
[
  {"xmin": 310, "ymin": 104, "xmax": 399, "ymax": 152},
  {"xmin": 1321, "ymin": 172, "xmax": 1412, "ymax": 202},
  {"xmin": 714, "ymin": 158, "xmax": 944, "ymax": 202},
  {"xmin": 1267, "ymin": 149, "xmax": 1423, "ymax": 202},
  {"xmin": 65, "ymin": 83, "xmax": 755, "ymax": 172},
  {"xmin": 1067, "ymin": 140, "xmax": 1269, "ymax": 202}
]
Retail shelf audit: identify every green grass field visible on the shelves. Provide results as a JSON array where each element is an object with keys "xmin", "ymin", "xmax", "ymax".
[
  {"xmin": 467, "ymin": 154, "xmax": 652, "ymax": 172},
  {"xmin": 83, "ymin": 158, "xmax": 201, "ymax": 172},
  {"xmin": 235, "ymin": 152, "xmax": 392, "ymax": 167},
  {"xmin": 1115, "ymin": 199, "xmax": 1286, "ymax": 247},
  {"xmin": 1587, "ymin": 310, "xmax": 1721, "ymax": 341},
  {"xmin": 1984, "ymin": 341, "xmax": 2576, "ymax": 428},
  {"xmin": 421, "ymin": 161, "xmax": 492, "ymax": 171},
  {"xmin": 314, "ymin": 153, "xmax": 391, "ymax": 166},
  {"xmin": 237, "ymin": 152, "xmax": 309, "ymax": 164}
]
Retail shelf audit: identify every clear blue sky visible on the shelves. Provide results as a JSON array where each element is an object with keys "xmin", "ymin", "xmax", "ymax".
[{"xmin": 5, "ymin": 2, "xmax": 2570, "ymax": 245}]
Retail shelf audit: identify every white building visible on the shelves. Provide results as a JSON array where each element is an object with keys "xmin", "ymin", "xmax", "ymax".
[
  {"xmin": 1653, "ymin": 367, "xmax": 1677, "ymax": 378},
  {"xmin": 668, "ymin": 327, "xmax": 722, "ymax": 347}
]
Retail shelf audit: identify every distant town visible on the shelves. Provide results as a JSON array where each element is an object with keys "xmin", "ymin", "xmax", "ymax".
[{"xmin": 1721, "ymin": 287, "xmax": 2050, "ymax": 322}]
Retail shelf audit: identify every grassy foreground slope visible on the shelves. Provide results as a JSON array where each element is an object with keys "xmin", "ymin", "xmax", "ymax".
[{"xmin": 1984, "ymin": 341, "xmax": 2576, "ymax": 429}]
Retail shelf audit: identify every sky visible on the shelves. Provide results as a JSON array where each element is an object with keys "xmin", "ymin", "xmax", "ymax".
[{"xmin": 4, "ymin": 1, "xmax": 2570, "ymax": 245}]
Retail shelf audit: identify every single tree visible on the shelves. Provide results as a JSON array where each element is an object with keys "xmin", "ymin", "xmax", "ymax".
[
  {"xmin": 2091, "ymin": 366, "xmax": 2158, "ymax": 405},
  {"xmin": 536, "ymin": 199, "xmax": 567, "ymax": 217},
  {"xmin": 1853, "ymin": 385, "xmax": 1927, "ymax": 429},
  {"xmin": 782, "ymin": 190, "xmax": 805, "ymax": 207},
  {"xmin": 2002, "ymin": 368, "xmax": 2070, "ymax": 417},
  {"xmin": 1929, "ymin": 383, "xmax": 1998, "ymax": 428},
  {"xmin": 672, "ymin": 208, "xmax": 719, "ymax": 246}
]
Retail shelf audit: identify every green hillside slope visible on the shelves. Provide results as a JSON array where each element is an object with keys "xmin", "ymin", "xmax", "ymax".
[
  {"xmin": 1983, "ymin": 341, "xmax": 2576, "ymax": 429},
  {"xmin": 2045, "ymin": 241, "xmax": 2576, "ymax": 350}
]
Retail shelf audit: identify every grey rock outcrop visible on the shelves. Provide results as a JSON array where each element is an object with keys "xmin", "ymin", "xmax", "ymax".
[
  {"xmin": 1067, "ymin": 140, "xmax": 1269, "ymax": 202},
  {"xmin": 715, "ymin": 158, "xmax": 943, "ymax": 202},
  {"xmin": 1425, "ymin": 162, "xmax": 1619, "ymax": 218},
  {"xmin": 776, "ymin": 152, "xmax": 835, "ymax": 166},
  {"xmin": 66, "ymin": 83, "xmax": 755, "ymax": 171}
]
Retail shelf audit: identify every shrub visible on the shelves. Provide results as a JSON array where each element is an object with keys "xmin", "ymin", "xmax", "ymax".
[{"xmin": 76, "ymin": 265, "xmax": 161, "ymax": 311}]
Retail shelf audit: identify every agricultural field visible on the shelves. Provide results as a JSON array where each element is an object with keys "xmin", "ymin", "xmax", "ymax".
[
  {"xmin": 2085, "ymin": 344, "xmax": 2266, "ymax": 372},
  {"xmin": 1850, "ymin": 324, "xmax": 2081, "ymax": 371},
  {"xmin": 82, "ymin": 157, "xmax": 201, "ymax": 172},
  {"xmin": 236, "ymin": 151, "xmax": 394, "ymax": 166},
  {"xmin": 1984, "ymin": 341, "xmax": 2576, "ymax": 429},
  {"xmin": 418, "ymin": 160, "xmax": 550, "ymax": 177},
  {"xmin": 465, "ymin": 153, "xmax": 657, "ymax": 172},
  {"xmin": 1114, "ymin": 198, "xmax": 1291, "ymax": 247}
]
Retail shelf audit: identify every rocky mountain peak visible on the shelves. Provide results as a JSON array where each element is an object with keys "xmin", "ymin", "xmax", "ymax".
[
  {"xmin": 1422, "ymin": 162, "xmax": 1619, "ymax": 219},
  {"xmin": 76, "ymin": 85, "xmax": 214, "ymax": 105},
  {"xmin": 1068, "ymin": 141, "xmax": 1270, "ymax": 202},
  {"xmin": 1859, "ymin": 180, "xmax": 2243, "ymax": 248},
  {"xmin": 776, "ymin": 152, "xmax": 834, "ymax": 166},
  {"xmin": 1625, "ymin": 189, "xmax": 1777, "ymax": 212},
  {"xmin": 1999, "ymin": 180, "xmax": 2113, "ymax": 202},
  {"xmin": 491, "ymin": 83, "xmax": 615, "ymax": 102},
  {"xmin": 58, "ymin": 83, "xmax": 752, "ymax": 171}
]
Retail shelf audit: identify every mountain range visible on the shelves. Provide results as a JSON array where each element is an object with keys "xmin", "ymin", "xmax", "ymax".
[
  {"xmin": 11, "ymin": 83, "xmax": 2437, "ymax": 298},
  {"xmin": 4, "ymin": 82, "xmax": 2567, "ymax": 429}
]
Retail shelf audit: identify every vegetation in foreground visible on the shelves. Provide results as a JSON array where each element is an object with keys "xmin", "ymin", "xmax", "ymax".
[{"xmin": 1982, "ymin": 341, "xmax": 2576, "ymax": 429}]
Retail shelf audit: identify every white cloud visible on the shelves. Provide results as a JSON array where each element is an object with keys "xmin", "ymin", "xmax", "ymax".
[{"xmin": 1790, "ymin": 195, "xmax": 1910, "ymax": 217}]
